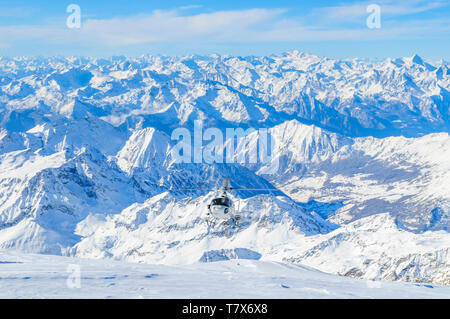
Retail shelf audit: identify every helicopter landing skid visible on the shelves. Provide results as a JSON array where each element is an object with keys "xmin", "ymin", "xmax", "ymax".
[{"xmin": 206, "ymin": 215, "xmax": 240, "ymax": 236}]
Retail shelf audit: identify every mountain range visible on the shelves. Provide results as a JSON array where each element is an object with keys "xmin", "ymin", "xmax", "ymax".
[{"xmin": 0, "ymin": 52, "xmax": 449, "ymax": 285}]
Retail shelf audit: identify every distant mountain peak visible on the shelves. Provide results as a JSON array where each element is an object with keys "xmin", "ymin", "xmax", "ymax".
[{"xmin": 411, "ymin": 53, "xmax": 424, "ymax": 65}]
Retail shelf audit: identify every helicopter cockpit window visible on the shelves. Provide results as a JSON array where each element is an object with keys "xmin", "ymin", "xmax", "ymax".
[{"xmin": 211, "ymin": 197, "xmax": 230, "ymax": 207}]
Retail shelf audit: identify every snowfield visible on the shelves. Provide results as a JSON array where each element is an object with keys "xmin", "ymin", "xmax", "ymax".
[{"xmin": 1, "ymin": 251, "xmax": 449, "ymax": 299}]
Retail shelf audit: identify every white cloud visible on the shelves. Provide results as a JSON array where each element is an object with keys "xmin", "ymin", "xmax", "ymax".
[
  {"xmin": 79, "ymin": 8, "xmax": 286, "ymax": 46},
  {"xmin": 0, "ymin": 5, "xmax": 448, "ymax": 51},
  {"xmin": 0, "ymin": 8, "xmax": 285, "ymax": 48},
  {"xmin": 312, "ymin": 0, "xmax": 448, "ymax": 22}
]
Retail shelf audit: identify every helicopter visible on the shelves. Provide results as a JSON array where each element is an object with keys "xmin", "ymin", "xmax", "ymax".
[
  {"xmin": 206, "ymin": 178, "xmax": 239, "ymax": 228},
  {"xmin": 175, "ymin": 178, "xmax": 278, "ymax": 229}
]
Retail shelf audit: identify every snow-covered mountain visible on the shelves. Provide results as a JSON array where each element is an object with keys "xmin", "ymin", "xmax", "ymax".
[
  {"xmin": 286, "ymin": 213, "xmax": 450, "ymax": 285},
  {"xmin": 1, "ymin": 52, "xmax": 449, "ymax": 137},
  {"xmin": 0, "ymin": 52, "xmax": 449, "ymax": 286},
  {"xmin": 73, "ymin": 192, "xmax": 336, "ymax": 264},
  {"xmin": 237, "ymin": 119, "xmax": 450, "ymax": 232},
  {"xmin": 71, "ymin": 191, "xmax": 450, "ymax": 285}
]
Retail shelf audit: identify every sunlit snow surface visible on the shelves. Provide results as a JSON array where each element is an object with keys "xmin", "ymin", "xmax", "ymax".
[{"xmin": 1, "ymin": 251, "xmax": 449, "ymax": 299}]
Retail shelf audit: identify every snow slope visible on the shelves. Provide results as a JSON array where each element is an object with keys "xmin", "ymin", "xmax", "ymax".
[{"xmin": 1, "ymin": 251, "xmax": 449, "ymax": 299}]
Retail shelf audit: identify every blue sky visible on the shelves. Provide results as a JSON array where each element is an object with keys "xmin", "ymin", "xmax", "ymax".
[{"xmin": 0, "ymin": 0, "xmax": 449, "ymax": 60}]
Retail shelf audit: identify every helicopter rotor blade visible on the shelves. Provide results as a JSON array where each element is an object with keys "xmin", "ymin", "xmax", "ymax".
[
  {"xmin": 229, "ymin": 188, "xmax": 279, "ymax": 191},
  {"xmin": 171, "ymin": 188, "xmax": 218, "ymax": 191},
  {"xmin": 171, "ymin": 186, "xmax": 279, "ymax": 191}
]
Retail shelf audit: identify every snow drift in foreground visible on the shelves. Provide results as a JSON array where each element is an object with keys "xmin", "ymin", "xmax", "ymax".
[{"xmin": 1, "ymin": 251, "xmax": 449, "ymax": 299}]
